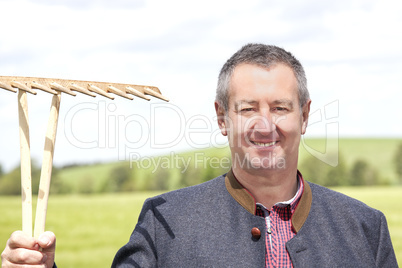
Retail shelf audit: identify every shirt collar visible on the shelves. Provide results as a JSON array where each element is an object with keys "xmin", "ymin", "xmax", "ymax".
[
  {"xmin": 225, "ymin": 169, "xmax": 312, "ymax": 233},
  {"xmin": 269, "ymin": 176, "xmax": 303, "ymax": 210}
]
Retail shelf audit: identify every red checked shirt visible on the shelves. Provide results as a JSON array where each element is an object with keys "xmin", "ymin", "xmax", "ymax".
[{"xmin": 255, "ymin": 175, "xmax": 304, "ymax": 268}]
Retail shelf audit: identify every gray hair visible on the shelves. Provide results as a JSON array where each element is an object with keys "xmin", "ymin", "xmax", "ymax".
[{"xmin": 216, "ymin": 43, "xmax": 309, "ymax": 112}]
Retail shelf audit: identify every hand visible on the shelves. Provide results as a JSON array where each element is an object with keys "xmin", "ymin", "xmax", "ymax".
[{"xmin": 1, "ymin": 231, "xmax": 56, "ymax": 267}]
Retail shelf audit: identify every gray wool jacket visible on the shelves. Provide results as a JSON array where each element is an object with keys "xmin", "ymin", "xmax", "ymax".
[{"xmin": 111, "ymin": 171, "xmax": 398, "ymax": 268}]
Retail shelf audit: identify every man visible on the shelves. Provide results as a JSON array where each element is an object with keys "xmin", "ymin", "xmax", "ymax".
[{"xmin": 2, "ymin": 44, "xmax": 398, "ymax": 267}]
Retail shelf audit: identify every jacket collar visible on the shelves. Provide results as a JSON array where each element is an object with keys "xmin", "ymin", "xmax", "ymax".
[{"xmin": 225, "ymin": 169, "xmax": 312, "ymax": 233}]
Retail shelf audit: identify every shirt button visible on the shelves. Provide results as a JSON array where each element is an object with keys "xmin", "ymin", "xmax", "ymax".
[{"xmin": 251, "ymin": 227, "xmax": 261, "ymax": 239}]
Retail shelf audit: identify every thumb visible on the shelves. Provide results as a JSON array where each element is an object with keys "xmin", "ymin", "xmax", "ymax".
[{"xmin": 38, "ymin": 231, "xmax": 56, "ymax": 267}]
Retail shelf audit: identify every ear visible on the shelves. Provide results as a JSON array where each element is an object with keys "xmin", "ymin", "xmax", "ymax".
[
  {"xmin": 215, "ymin": 101, "xmax": 228, "ymax": 136},
  {"xmin": 301, "ymin": 99, "xmax": 311, "ymax": 135}
]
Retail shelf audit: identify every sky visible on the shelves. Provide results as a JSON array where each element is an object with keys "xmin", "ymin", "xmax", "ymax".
[{"xmin": 0, "ymin": 0, "xmax": 401, "ymax": 171}]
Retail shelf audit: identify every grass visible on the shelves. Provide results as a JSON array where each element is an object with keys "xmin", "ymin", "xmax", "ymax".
[
  {"xmin": 0, "ymin": 192, "xmax": 160, "ymax": 268},
  {"xmin": 1, "ymin": 187, "xmax": 401, "ymax": 267}
]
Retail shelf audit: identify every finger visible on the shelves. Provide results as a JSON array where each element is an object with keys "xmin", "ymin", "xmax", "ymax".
[
  {"xmin": 0, "ymin": 259, "xmax": 46, "ymax": 268},
  {"xmin": 37, "ymin": 231, "xmax": 56, "ymax": 268},
  {"xmin": 7, "ymin": 231, "xmax": 38, "ymax": 250},
  {"xmin": 1, "ymin": 247, "xmax": 47, "ymax": 265},
  {"xmin": 37, "ymin": 231, "xmax": 56, "ymax": 250}
]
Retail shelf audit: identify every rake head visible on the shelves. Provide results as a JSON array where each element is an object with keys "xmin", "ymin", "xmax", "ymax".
[
  {"xmin": 1, "ymin": 75, "xmax": 169, "ymax": 238},
  {"xmin": 0, "ymin": 76, "xmax": 169, "ymax": 102}
]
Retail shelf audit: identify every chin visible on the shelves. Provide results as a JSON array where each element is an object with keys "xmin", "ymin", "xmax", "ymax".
[{"xmin": 243, "ymin": 153, "xmax": 287, "ymax": 170}]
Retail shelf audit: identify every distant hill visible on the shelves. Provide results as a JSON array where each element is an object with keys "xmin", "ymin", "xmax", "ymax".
[
  {"xmin": 299, "ymin": 138, "xmax": 400, "ymax": 183},
  {"xmin": 52, "ymin": 138, "xmax": 402, "ymax": 194}
]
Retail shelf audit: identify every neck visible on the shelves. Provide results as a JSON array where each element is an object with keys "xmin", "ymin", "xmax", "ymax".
[{"xmin": 232, "ymin": 166, "xmax": 298, "ymax": 209}]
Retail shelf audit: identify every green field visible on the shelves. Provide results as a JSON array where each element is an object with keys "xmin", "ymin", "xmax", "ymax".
[
  {"xmin": 0, "ymin": 192, "xmax": 159, "ymax": 267},
  {"xmin": 1, "ymin": 187, "xmax": 401, "ymax": 267}
]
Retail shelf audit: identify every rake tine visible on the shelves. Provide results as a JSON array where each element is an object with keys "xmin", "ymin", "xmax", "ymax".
[
  {"xmin": 34, "ymin": 93, "xmax": 61, "ymax": 238},
  {"xmin": 88, "ymin": 84, "xmax": 114, "ymax": 99},
  {"xmin": 144, "ymin": 87, "xmax": 169, "ymax": 102},
  {"xmin": 31, "ymin": 81, "xmax": 58, "ymax": 95},
  {"xmin": 70, "ymin": 83, "xmax": 96, "ymax": 97},
  {"xmin": 108, "ymin": 85, "xmax": 134, "ymax": 100},
  {"xmin": 1, "ymin": 76, "xmax": 169, "ymax": 101},
  {"xmin": 10, "ymin": 81, "xmax": 37, "ymax": 95},
  {"xmin": 126, "ymin": 86, "xmax": 151, "ymax": 101},
  {"xmin": 0, "ymin": 81, "xmax": 17, "ymax": 93},
  {"xmin": 17, "ymin": 89, "xmax": 33, "ymax": 236},
  {"xmin": 50, "ymin": 82, "xmax": 76, "ymax": 96}
]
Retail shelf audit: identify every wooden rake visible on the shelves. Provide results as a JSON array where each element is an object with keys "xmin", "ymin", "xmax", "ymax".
[{"xmin": 0, "ymin": 76, "xmax": 168, "ymax": 238}]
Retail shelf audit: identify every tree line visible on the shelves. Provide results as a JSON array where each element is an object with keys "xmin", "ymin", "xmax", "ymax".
[{"xmin": 1, "ymin": 143, "xmax": 402, "ymax": 195}]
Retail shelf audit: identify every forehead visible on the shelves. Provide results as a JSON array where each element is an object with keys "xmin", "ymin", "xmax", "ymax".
[{"xmin": 228, "ymin": 63, "xmax": 298, "ymax": 102}]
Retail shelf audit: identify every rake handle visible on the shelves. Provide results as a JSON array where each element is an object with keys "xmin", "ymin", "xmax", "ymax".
[
  {"xmin": 34, "ymin": 93, "xmax": 61, "ymax": 238},
  {"xmin": 17, "ymin": 90, "xmax": 33, "ymax": 236}
]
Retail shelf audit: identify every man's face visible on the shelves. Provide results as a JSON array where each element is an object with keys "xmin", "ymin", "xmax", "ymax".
[{"xmin": 216, "ymin": 63, "xmax": 310, "ymax": 174}]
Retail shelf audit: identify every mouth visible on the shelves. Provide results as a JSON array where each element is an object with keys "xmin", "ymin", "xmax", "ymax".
[{"xmin": 250, "ymin": 141, "xmax": 278, "ymax": 147}]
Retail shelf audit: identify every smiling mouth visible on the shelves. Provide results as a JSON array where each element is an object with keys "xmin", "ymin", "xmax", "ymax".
[{"xmin": 251, "ymin": 141, "xmax": 278, "ymax": 147}]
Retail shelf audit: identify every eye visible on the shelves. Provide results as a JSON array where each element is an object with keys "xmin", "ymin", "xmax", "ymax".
[
  {"xmin": 241, "ymin": 107, "xmax": 254, "ymax": 112},
  {"xmin": 273, "ymin": 107, "xmax": 288, "ymax": 112}
]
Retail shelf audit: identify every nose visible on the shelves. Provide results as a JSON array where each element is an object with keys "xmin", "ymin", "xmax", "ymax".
[{"xmin": 249, "ymin": 111, "xmax": 276, "ymax": 135}]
